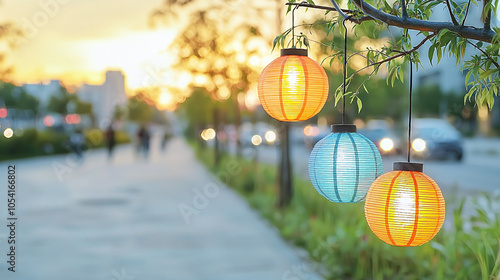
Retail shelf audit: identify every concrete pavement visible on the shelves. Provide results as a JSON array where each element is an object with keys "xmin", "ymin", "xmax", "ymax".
[{"xmin": 0, "ymin": 138, "xmax": 323, "ymax": 280}]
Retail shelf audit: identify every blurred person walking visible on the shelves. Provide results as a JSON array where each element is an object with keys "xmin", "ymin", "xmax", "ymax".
[
  {"xmin": 137, "ymin": 125, "xmax": 151, "ymax": 159},
  {"xmin": 105, "ymin": 124, "xmax": 116, "ymax": 160},
  {"xmin": 69, "ymin": 129, "xmax": 85, "ymax": 160},
  {"xmin": 161, "ymin": 128, "xmax": 173, "ymax": 151}
]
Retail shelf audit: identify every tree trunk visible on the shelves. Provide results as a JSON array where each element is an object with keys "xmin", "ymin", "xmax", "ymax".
[
  {"xmin": 213, "ymin": 107, "xmax": 220, "ymax": 167},
  {"xmin": 278, "ymin": 122, "xmax": 292, "ymax": 208}
]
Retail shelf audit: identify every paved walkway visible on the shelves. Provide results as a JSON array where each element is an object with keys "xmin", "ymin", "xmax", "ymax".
[{"xmin": 0, "ymin": 137, "xmax": 322, "ymax": 280}]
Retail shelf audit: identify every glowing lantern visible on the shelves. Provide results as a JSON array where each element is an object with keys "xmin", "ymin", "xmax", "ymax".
[
  {"xmin": 364, "ymin": 162, "xmax": 445, "ymax": 246},
  {"xmin": 309, "ymin": 124, "xmax": 383, "ymax": 203},
  {"xmin": 258, "ymin": 48, "xmax": 329, "ymax": 121}
]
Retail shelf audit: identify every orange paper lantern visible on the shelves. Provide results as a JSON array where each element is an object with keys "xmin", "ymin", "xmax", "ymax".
[
  {"xmin": 258, "ymin": 48, "xmax": 329, "ymax": 122},
  {"xmin": 364, "ymin": 162, "xmax": 445, "ymax": 247}
]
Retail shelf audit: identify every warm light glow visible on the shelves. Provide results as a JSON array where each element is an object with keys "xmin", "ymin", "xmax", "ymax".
[
  {"xmin": 258, "ymin": 51, "xmax": 329, "ymax": 121},
  {"xmin": 251, "ymin": 135, "xmax": 262, "ymax": 146},
  {"xmin": 380, "ymin": 138, "xmax": 394, "ymax": 151},
  {"xmin": 412, "ymin": 138, "xmax": 426, "ymax": 152},
  {"xmin": 264, "ymin": 131, "xmax": 277, "ymax": 143},
  {"xmin": 157, "ymin": 90, "xmax": 176, "ymax": 111},
  {"xmin": 43, "ymin": 116, "xmax": 55, "ymax": 127},
  {"xmin": 4, "ymin": 128, "xmax": 13, "ymax": 138},
  {"xmin": 0, "ymin": 108, "xmax": 7, "ymax": 119},
  {"xmin": 217, "ymin": 86, "xmax": 231, "ymax": 100},
  {"xmin": 365, "ymin": 170, "xmax": 445, "ymax": 247},
  {"xmin": 478, "ymin": 106, "xmax": 489, "ymax": 120},
  {"xmin": 245, "ymin": 87, "xmax": 260, "ymax": 110},
  {"xmin": 353, "ymin": 118, "xmax": 365, "ymax": 128},
  {"xmin": 201, "ymin": 128, "xmax": 216, "ymax": 141},
  {"xmin": 303, "ymin": 125, "xmax": 320, "ymax": 137}
]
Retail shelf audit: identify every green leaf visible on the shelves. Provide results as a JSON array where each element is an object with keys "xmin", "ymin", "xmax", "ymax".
[
  {"xmin": 479, "ymin": 69, "xmax": 497, "ymax": 80},
  {"xmin": 356, "ymin": 97, "xmax": 363, "ymax": 113},
  {"xmin": 303, "ymin": 36, "xmax": 310, "ymax": 48},
  {"xmin": 272, "ymin": 35, "xmax": 280, "ymax": 52},
  {"xmin": 428, "ymin": 44, "xmax": 435, "ymax": 65},
  {"xmin": 437, "ymin": 46, "xmax": 443, "ymax": 63},
  {"xmin": 334, "ymin": 89, "xmax": 343, "ymax": 106}
]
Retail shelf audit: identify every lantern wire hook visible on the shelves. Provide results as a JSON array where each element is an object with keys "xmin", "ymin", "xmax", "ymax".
[
  {"xmin": 341, "ymin": 17, "xmax": 351, "ymax": 124},
  {"xmin": 291, "ymin": 3, "xmax": 301, "ymax": 48},
  {"xmin": 407, "ymin": 55, "xmax": 413, "ymax": 163}
]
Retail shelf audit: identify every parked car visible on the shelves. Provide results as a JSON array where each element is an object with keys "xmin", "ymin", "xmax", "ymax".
[
  {"xmin": 411, "ymin": 118, "xmax": 463, "ymax": 161},
  {"xmin": 358, "ymin": 127, "xmax": 401, "ymax": 155}
]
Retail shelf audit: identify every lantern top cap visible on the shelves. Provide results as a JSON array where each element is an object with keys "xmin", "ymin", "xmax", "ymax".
[
  {"xmin": 281, "ymin": 48, "xmax": 308, "ymax": 57},
  {"xmin": 331, "ymin": 124, "xmax": 357, "ymax": 133},
  {"xmin": 393, "ymin": 162, "xmax": 423, "ymax": 172}
]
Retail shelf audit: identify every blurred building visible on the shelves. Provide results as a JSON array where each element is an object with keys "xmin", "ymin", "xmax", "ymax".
[
  {"xmin": 77, "ymin": 70, "xmax": 127, "ymax": 128},
  {"xmin": 23, "ymin": 80, "xmax": 62, "ymax": 108}
]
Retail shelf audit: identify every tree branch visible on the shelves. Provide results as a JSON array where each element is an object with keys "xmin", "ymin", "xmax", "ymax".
[
  {"xmin": 329, "ymin": 0, "xmax": 347, "ymax": 19},
  {"xmin": 351, "ymin": 0, "xmax": 494, "ymax": 43},
  {"xmin": 350, "ymin": 33, "xmax": 436, "ymax": 77},
  {"xmin": 285, "ymin": 2, "xmax": 355, "ymax": 16},
  {"xmin": 466, "ymin": 39, "xmax": 500, "ymax": 68},
  {"xmin": 444, "ymin": 0, "xmax": 459, "ymax": 25},
  {"xmin": 285, "ymin": 2, "xmax": 373, "ymax": 24}
]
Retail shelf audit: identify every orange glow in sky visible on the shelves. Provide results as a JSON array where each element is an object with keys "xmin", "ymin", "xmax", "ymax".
[{"xmin": 0, "ymin": 0, "xmax": 178, "ymax": 90}]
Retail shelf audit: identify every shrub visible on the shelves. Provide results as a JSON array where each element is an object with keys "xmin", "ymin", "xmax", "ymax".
[{"xmin": 192, "ymin": 141, "xmax": 500, "ymax": 280}]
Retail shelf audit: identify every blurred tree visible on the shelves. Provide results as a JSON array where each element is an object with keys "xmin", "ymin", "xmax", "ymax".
[
  {"xmin": 127, "ymin": 91, "xmax": 168, "ymax": 124},
  {"xmin": 46, "ymin": 86, "xmax": 92, "ymax": 115},
  {"xmin": 0, "ymin": 82, "xmax": 39, "ymax": 113},
  {"xmin": 152, "ymin": 1, "xmax": 270, "ymax": 164},
  {"xmin": 0, "ymin": 21, "xmax": 22, "ymax": 79},
  {"xmin": 413, "ymin": 84, "xmax": 478, "ymax": 134},
  {"xmin": 178, "ymin": 88, "xmax": 214, "ymax": 137}
]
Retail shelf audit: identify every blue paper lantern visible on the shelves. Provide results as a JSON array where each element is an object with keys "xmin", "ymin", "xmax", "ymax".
[{"xmin": 309, "ymin": 124, "xmax": 383, "ymax": 203}]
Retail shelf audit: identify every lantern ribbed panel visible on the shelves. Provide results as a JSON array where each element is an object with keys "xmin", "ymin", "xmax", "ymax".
[
  {"xmin": 309, "ymin": 132, "xmax": 383, "ymax": 203},
  {"xmin": 364, "ymin": 171, "xmax": 445, "ymax": 246},
  {"xmin": 258, "ymin": 55, "xmax": 329, "ymax": 121}
]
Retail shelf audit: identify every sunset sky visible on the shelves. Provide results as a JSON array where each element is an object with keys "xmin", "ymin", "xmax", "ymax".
[
  {"xmin": 0, "ymin": 0, "xmax": 179, "ymax": 90},
  {"xmin": 0, "ymin": 0, "xmax": 357, "ymax": 97}
]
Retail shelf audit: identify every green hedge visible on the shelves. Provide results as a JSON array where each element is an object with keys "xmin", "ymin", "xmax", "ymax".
[
  {"xmin": 0, "ymin": 128, "xmax": 131, "ymax": 161},
  {"xmin": 192, "ymin": 141, "xmax": 500, "ymax": 280}
]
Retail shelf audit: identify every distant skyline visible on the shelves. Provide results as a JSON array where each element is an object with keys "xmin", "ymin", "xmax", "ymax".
[{"xmin": 0, "ymin": 0, "xmax": 178, "ymax": 91}]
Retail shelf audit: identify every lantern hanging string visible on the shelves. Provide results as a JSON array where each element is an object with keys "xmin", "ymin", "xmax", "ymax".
[
  {"xmin": 341, "ymin": 17, "xmax": 351, "ymax": 124},
  {"xmin": 407, "ymin": 55, "xmax": 413, "ymax": 163},
  {"xmin": 291, "ymin": 4, "xmax": 301, "ymax": 48}
]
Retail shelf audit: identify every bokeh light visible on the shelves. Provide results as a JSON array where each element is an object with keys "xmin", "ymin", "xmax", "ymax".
[
  {"xmin": 43, "ymin": 115, "xmax": 55, "ymax": 127},
  {"xmin": 65, "ymin": 114, "xmax": 81, "ymax": 124},
  {"xmin": 412, "ymin": 138, "xmax": 426, "ymax": 152},
  {"xmin": 4, "ymin": 128, "xmax": 14, "ymax": 138},
  {"xmin": 201, "ymin": 128, "xmax": 216, "ymax": 141},
  {"xmin": 264, "ymin": 130, "xmax": 276, "ymax": 143},
  {"xmin": 380, "ymin": 138, "xmax": 394, "ymax": 151},
  {"xmin": 303, "ymin": 125, "xmax": 320, "ymax": 137},
  {"xmin": 158, "ymin": 90, "xmax": 176, "ymax": 111},
  {"xmin": 0, "ymin": 108, "xmax": 7, "ymax": 118},
  {"xmin": 251, "ymin": 135, "xmax": 262, "ymax": 146}
]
